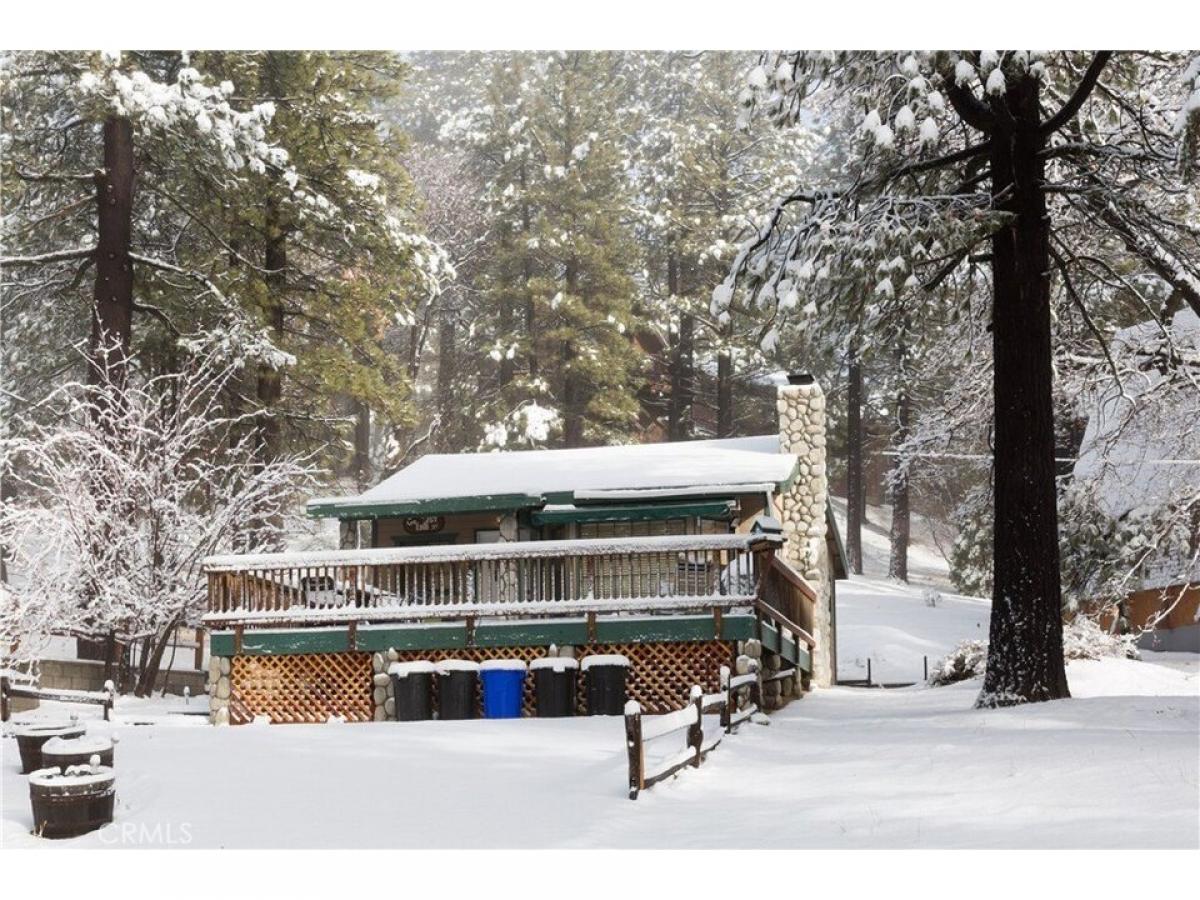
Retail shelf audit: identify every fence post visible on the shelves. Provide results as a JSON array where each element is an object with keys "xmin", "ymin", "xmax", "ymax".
[
  {"xmin": 719, "ymin": 665, "xmax": 731, "ymax": 732},
  {"xmin": 103, "ymin": 679, "xmax": 115, "ymax": 722},
  {"xmin": 625, "ymin": 701, "xmax": 644, "ymax": 800},
  {"xmin": 687, "ymin": 685, "xmax": 703, "ymax": 767},
  {"xmin": 1, "ymin": 676, "xmax": 9, "ymax": 723},
  {"xmin": 750, "ymin": 669, "xmax": 763, "ymax": 714}
]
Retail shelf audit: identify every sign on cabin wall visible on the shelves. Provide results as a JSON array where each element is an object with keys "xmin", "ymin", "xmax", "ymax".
[{"xmin": 403, "ymin": 515, "xmax": 446, "ymax": 535}]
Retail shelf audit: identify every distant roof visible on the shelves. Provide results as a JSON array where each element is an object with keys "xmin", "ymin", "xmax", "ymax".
[
  {"xmin": 308, "ymin": 435, "xmax": 798, "ymax": 519},
  {"xmin": 1073, "ymin": 307, "xmax": 1200, "ymax": 519}
]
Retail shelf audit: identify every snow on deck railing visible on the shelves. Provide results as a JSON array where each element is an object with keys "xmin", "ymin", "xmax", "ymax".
[
  {"xmin": 204, "ymin": 533, "xmax": 778, "ymax": 571},
  {"xmin": 205, "ymin": 533, "xmax": 781, "ymax": 622}
]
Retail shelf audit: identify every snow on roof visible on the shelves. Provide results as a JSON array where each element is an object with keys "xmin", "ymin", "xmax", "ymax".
[
  {"xmin": 308, "ymin": 435, "xmax": 794, "ymax": 515},
  {"xmin": 1073, "ymin": 307, "xmax": 1200, "ymax": 519}
]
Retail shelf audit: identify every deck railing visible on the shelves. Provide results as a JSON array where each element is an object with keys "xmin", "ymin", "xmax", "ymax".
[{"xmin": 203, "ymin": 534, "xmax": 782, "ymax": 628}]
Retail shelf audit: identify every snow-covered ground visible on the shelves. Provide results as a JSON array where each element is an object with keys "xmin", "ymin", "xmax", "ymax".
[
  {"xmin": 829, "ymin": 494, "xmax": 991, "ymax": 683},
  {"xmin": 3, "ymin": 649, "xmax": 1195, "ymax": 849},
  {"xmin": 837, "ymin": 576, "xmax": 990, "ymax": 684}
]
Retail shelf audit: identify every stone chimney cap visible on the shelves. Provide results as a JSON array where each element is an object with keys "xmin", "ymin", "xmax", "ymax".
[{"xmin": 786, "ymin": 372, "xmax": 815, "ymax": 386}]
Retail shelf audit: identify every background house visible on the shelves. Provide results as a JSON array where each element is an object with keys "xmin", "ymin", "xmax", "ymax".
[{"xmin": 1072, "ymin": 307, "xmax": 1200, "ymax": 652}]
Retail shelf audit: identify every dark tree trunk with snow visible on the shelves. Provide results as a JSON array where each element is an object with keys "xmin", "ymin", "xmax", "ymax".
[
  {"xmin": 89, "ymin": 115, "xmax": 135, "ymax": 397},
  {"xmin": 846, "ymin": 351, "xmax": 864, "ymax": 575},
  {"xmin": 133, "ymin": 614, "xmax": 181, "ymax": 698},
  {"xmin": 353, "ymin": 400, "xmax": 371, "ymax": 492},
  {"xmin": 668, "ymin": 312, "xmax": 695, "ymax": 441},
  {"xmin": 436, "ymin": 310, "xmax": 457, "ymax": 450},
  {"xmin": 716, "ymin": 348, "xmax": 733, "ymax": 437},
  {"xmin": 561, "ymin": 259, "xmax": 584, "ymax": 447},
  {"xmin": 888, "ymin": 382, "xmax": 910, "ymax": 582},
  {"xmin": 979, "ymin": 72, "xmax": 1070, "ymax": 706},
  {"xmin": 256, "ymin": 196, "xmax": 286, "ymax": 466}
]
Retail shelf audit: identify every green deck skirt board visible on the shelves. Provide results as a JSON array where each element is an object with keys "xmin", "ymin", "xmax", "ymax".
[
  {"xmin": 211, "ymin": 613, "xmax": 758, "ymax": 658},
  {"xmin": 529, "ymin": 499, "xmax": 734, "ymax": 526}
]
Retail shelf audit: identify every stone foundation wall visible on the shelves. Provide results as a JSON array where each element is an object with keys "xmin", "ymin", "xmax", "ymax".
[
  {"xmin": 207, "ymin": 656, "xmax": 231, "ymax": 725},
  {"xmin": 736, "ymin": 638, "xmax": 804, "ymax": 711}
]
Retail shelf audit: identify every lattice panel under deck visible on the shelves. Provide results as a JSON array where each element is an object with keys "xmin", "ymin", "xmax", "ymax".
[{"xmin": 230, "ymin": 652, "xmax": 372, "ymax": 724}]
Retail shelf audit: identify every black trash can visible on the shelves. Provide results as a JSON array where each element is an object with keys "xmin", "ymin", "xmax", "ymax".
[
  {"xmin": 530, "ymin": 657, "xmax": 578, "ymax": 717},
  {"xmin": 388, "ymin": 661, "xmax": 435, "ymax": 721},
  {"xmin": 582, "ymin": 654, "xmax": 630, "ymax": 716},
  {"xmin": 435, "ymin": 660, "xmax": 479, "ymax": 720}
]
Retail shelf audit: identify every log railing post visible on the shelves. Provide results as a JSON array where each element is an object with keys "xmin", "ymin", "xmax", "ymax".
[
  {"xmin": 625, "ymin": 701, "xmax": 644, "ymax": 800},
  {"xmin": 718, "ymin": 665, "xmax": 731, "ymax": 731},
  {"xmin": 687, "ymin": 685, "xmax": 703, "ymax": 767}
]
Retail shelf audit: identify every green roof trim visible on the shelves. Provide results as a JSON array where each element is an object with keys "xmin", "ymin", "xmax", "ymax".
[
  {"xmin": 306, "ymin": 493, "xmax": 543, "ymax": 520},
  {"xmin": 306, "ymin": 454, "xmax": 800, "ymax": 523},
  {"xmin": 529, "ymin": 500, "xmax": 734, "ymax": 527}
]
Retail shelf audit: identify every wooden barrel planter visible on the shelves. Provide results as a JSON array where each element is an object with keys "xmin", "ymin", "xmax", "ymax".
[
  {"xmin": 29, "ymin": 766, "xmax": 115, "ymax": 838},
  {"xmin": 13, "ymin": 722, "xmax": 86, "ymax": 774},
  {"xmin": 42, "ymin": 734, "xmax": 114, "ymax": 770}
]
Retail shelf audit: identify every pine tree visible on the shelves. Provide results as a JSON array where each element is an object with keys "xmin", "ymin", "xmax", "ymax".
[{"xmin": 720, "ymin": 51, "xmax": 1200, "ymax": 707}]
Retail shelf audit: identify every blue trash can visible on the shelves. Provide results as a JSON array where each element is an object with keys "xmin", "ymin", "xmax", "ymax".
[{"xmin": 479, "ymin": 659, "xmax": 527, "ymax": 718}]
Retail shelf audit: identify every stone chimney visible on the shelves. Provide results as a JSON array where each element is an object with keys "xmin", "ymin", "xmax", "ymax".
[{"xmin": 776, "ymin": 374, "xmax": 834, "ymax": 686}]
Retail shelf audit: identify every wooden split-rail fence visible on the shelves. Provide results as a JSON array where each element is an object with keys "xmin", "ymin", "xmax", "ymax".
[
  {"xmin": 0, "ymin": 674, "xmax": 116, "ymax": 723},
  {"xmin": 623, "ymin": 662, "xmax": 797, "ymax": 799}
]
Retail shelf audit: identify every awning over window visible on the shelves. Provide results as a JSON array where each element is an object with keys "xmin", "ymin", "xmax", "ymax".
[{"xmin": 530, "ymin": 500, "xmax": 735, "ymax": 527}]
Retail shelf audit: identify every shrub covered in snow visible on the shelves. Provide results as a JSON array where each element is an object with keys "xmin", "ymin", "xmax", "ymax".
[
  {"xmin": 929, "ymin": 616, "xmax": 1138, "ymax": 686},
  {"xmin": 1061, "ymin": 616, "xmax": 1140, "ymax": 661},
  {"xmin": 927, "ymin": 640, "xmax": 988, "ymax": 686}
]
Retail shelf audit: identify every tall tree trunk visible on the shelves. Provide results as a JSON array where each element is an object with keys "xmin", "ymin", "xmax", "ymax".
[
  {"xmin": 716, "ymin": 347, "xmax": 733, "ymax": 438},
  {"xmin": 666, "ymin": 253, "xmax": 695, "ymax": 441},
  {"xmin": 980, "ymin": 73, "xmax": 1070, "ymax": 706},
  {"xmin": 89, "ymin": 115, "xmax": 135, "ymax": 400},
  {"xmin": 888, "ymin": 381, "xmax": 910, "ymax": 582},
  {"xmin": 256, "ymin": 194, "xmax": 286, "ymax": 466},
  {"xmin": 498, "ymin": 286, "xmax": 515, "ymax": 388},
  {"xmin": 134, "ymin": 614, "xmax": 183, "ymax": 698},
  {"xmin": 676, "ymin": 312, "xmax": 694, "ymax": 438},
  {"xmin": 436, "ymin": 307, "xmax": 457, "ymax": 451},
  {"xmin": 353, "ymin": 400, "xmax": 371, "ymax": 491},
  {"xmin": 561, "ymin": 259, "xmax": 584, "ymax": 447},
  {"xmin": 256, "ymin": 54, "xmax": 288, "ymax": 479},
  {"xmin": 846, "ymin": 350, "xmax": 864, "ymax": 575},
  {"xmin": 521, "ymin": 178, "xmax": 537, "ymax": 380}
]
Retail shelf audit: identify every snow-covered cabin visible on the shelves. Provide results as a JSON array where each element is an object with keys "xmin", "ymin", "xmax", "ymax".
[
  {"xmin": 1072, "ymin": 307, "xmax": 1200, "ymax": 652},
  {"xmin": 202, "ymin": 377, "xmax": 846, "ymax": 724}
]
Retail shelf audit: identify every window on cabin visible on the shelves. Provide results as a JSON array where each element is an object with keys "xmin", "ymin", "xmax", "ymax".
[
  {"xmin": 577, "ymin": 517, "xmax": 731, "ymax": 598},
  {"xmin": 577, "ymin": 517, "xmax": 729, "ymax": 539}
]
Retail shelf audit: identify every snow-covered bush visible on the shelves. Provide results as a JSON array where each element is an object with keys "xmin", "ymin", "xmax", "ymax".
[
  {"xmin": 929, "ymin": 616, "xmax": 1138, "ymax": 687},
  {"xmin": 0, "ymin": 350, "xmax": 317, "ymax": 685},
  {"xmin": 1062, "ymin": 616, "xmax": 1140, "ymax": 661},
  {"xmin": 927, "ymin": 640, "xmax": 988, "ymax": 686}
]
